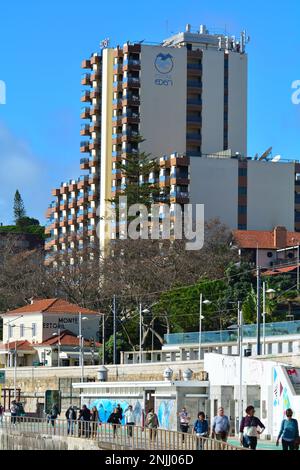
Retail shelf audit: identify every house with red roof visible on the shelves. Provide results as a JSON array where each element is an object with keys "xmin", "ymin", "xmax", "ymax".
[
  {"xmin": 0, "ymin": 299, "xmax": 102, "ymax": 367},
  {"xmin": 233, "ymin": 226, "xmax": 300, "ymax": 273}
]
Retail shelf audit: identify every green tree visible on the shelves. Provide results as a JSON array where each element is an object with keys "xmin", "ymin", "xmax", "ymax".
[
  {"xmin": 13, "ymin": 190, "xmax": 26, "ymax": 223},
  {"xmin": 17, "ymin": 217, "xmax": 40, "ymax": 228}
]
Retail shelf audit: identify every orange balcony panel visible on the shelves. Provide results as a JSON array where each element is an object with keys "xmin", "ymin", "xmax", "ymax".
[
  {"xmin": 170, "ymin": 156, "xmax": 190, "ymax": 167},
  {"xmin": 170, "ymin": 177, "xmax": 189, "ymax": 186},
  {"xmin": 80, "ymin": 142, "xmax": 90, "ymax": 153},
  {"xmin": 91, "ymin": 71, "xmax": 101, "ymax": 81},
  {"xmin": 81, "ymin": 92, "xmax": 91, "ymax": 103},
  {"xmin": 160, "ymin": 159, "xmax": 171, "ymax": 168},
  {"xmin": 80, "ymin": 162, "xmax": 90, "ymax": 170},
  {"xmin": 90, "ymin": 106, "xmax": 101, "ymax": 116},
  {"xmin": 59, "ymin": 203, "xmax": 68, "ymax": 211},
  {"xmin": 88, "ymin": 229, "xmax": 97, "ymax": 237},
  {"xmin": 89, "ymin": 175, "xmax": 98, "ymax": 184},
  {"xmin": 69, "ymin": 183, "xmax": 78, "ymax": 192},
  {"xmin": 78, "ymin": 196, "xmax": 88, "ymax": 205},
  {"xmin": 90, "ymin": 89, "xmax": 100, "ymax": 99},
  {"xmin": 113, "ymin": 82, "xmax": 123, "ymax": 92},
  {"xmin": 81, "ymin": 109, "xmax": 91, "ymax": 120},
  {"xmin": 80, "ymin": 125, "xmax": 91, "ymax": 137},
  {"xmin": 52, "ymin": 188, "xmax": 60, "ymax": 197},
  {"xmin": 68, "ymin": 200, "xmax": 78, "ymax": 209},
  {"xmin": 88, "ymin": 212, "xmax": 96, "ymax": 219},
  {"xmin": 123, "ymin": 44, "xmax": 141, "ymax": 54},
  {"xmin": 82, "ymin": 59, "xmax": 91, "ymax": 69},
  {"xmin": 90, "ymin": 123, "xmax": 101, "ymax": 133},
  {"xmin": 90, "ymin": 55, "xmax": 101, "ymax": 65},
  {"xmin": 89, "ymin": 141, "xmax": 100, "ymax": 151},
  {"xmin": 88, "ymin": 193, "xmax": 98, "ymax": 202},
  {"xmin": 59, "ymin": 220, "xmax": 67, "ymax": 228},
  {"xmin": 114, "ymin": 48, "xmax": 124, "ymax": 58},
  {"xmin": 122, "ymin": 116, "xmax": 140, "ymax": 125},
  {"xmin": 81, "ymin": 76, "xmax": 91, "ymax": 86}
]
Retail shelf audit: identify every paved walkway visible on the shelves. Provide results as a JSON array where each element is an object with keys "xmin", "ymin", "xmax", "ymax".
[{"xmin": 228, "ymin": 438, "xmax": 282, "ymax": 451}]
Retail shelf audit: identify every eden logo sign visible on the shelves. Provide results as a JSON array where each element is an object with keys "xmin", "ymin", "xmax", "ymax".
[{"xmin": 154, "ymin": 53, "xmax": 174, "ymax": 87}]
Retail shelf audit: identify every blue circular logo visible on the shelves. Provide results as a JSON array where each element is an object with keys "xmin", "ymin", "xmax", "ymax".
[{"xmin": 154, "ymin": 53, "xmax": 174, "ymax": 74}]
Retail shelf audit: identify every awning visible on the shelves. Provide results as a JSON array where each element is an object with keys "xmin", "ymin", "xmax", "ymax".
[{"xmin": 59, "ymin": 351, "xmax": 93, "ymax": 359}]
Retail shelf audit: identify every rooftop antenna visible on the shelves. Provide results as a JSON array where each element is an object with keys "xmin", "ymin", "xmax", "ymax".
[
  {"xmin": 271, "ymin": 155, "xmax": 281, "ymax": 163},
  {"xmin": 258, "ymin": 146, "xmax": 273, "ymax": 161}
]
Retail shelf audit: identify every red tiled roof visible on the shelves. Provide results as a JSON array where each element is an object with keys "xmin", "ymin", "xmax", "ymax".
[
  {"xmin": 262, "ymin": 265, "xmax": 298, "ymax": 276},
  {"xmin": 0, "ymin": 340, "xmax": 35, "ymax": 352},
  {"xmin": 233, "ymin": 228, "xmax": 300, "ymax": 250},
  {"xmin": 36, "ymin": 330, "xmax": 101, "ymax": 348},
  {"xmin": 5, "ymin": 298, "xmax": 99, "ymax": 316}
]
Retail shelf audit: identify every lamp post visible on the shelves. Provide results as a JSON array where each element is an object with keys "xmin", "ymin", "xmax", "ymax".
[
  {"xmin": 198, "ymin": 294, "xmax": 211, "ymax": 360},
  {"xmin": 263, "ymin": 287, "xmax": 276, "ymax": 355},
  {"xmin": 52, "ymin": 328, "xmax": 61, "ymax": 367},
  {"xmin": 139, "ymin": 306, "xmax": 150, "ymax": 364},
  {"xmin": 78, "ymin": 313, "xmax": 88, "ymax": 383}
]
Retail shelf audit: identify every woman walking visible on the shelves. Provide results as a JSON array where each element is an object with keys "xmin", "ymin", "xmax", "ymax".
[
  {"xmin": 107, "ymin": 407, "xmax": 122, "ymax": 438},
  {"xmin": 240, "ymin": 405, "xmax": 265, "ymax": 450},
  {"xmin": 145, "ymin": 408, "xmax": 159, "ymax": 442},
  {"xmin": 91, "ymin": 406, "xmax": 100, "ymax": 438},
  {"xmin": 276, "ymin": 409, "xmax": 299, "ymax": 450}
]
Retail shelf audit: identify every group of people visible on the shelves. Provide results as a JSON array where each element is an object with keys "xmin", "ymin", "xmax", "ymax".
[
  {"xmin": 179, "ymin": 405, "xmax": 300, "ymax": 450},
  {"xmin": 9, "ymin": 400, "xmax": 25, "ymax": 425}
]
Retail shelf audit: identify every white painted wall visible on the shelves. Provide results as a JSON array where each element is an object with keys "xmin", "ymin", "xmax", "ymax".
[
  {"xmin": 140, "ymin": 45, "xmax": 187, "ymax": 157},
  {"xmin": 189, "ymin": 156, "xmax": 238, "ymax": 228},
  {"xmin": 201, "ymin": 49, "xmax": 225, "ymax": 155},
  {"xmin": 247, "ymin": 162, "xmax": 295, "ymax": 231},
  {"xmin": 2, "ymin": 313, "xmax": 43, "ymax": 343},
  {"xmin": 227, "ymin": 52, "xmax": 247, "ymax": 156}
]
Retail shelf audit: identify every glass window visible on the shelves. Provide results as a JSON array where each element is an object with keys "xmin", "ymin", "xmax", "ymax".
[
  {"xmin": 32, "ymin": 323, "xmax": 37, "ymax": 337},
  {"xmin": 20, "ymin": 324, "xmax": 24, "ymax": 337}
]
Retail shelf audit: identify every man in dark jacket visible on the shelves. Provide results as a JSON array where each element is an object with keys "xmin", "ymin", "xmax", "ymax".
[
  {"xmin": 78, "ymin": 405, "xmax": 91, "ymax": 438},
  {"xmin": 65, "ymin": 405, "xmax": 77, "ymax": 435},
  {"xmin": 116, "ymin": 404, "xmax": 123, "ymax": 421},
  {"xmin": 108, "ymin": 407, "xmax": 121, "ymax": 438}
]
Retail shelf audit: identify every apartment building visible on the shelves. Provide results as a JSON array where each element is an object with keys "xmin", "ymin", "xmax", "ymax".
[{"xmin": 46, "ymin": 24, "xmax": 248, "ymax": 258}]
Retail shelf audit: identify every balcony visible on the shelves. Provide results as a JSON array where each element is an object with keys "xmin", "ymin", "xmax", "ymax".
[
  {"xmin": 68, "ymin": 214, "xmax": 77, "ymax": 225},
  {"xmin": 187, "ymin": 63, "xmax": 202, "ymax": 70},
  {"xmin": 187, "ymin": 133, "xmax": 202, "ymax": 142},
  {"xmin": 88, "ymin": 208, "xmax": 97, "ymax": 219},
  {"xmin": 113, "ymin": 63, "xmax": 123, "ymax": 73},
  {"xmin": 90, "ymin": 122, "xmax": 101, "ymax": 133},
  {"xmin": 80, "ymin": 124, "xmax": 91, "ymax": 137},
  {"xmin": 113, "ymin": 81, "xmax": 123, "ymax": 92},
  {"xmin": 122, "ymin": 112, "xmax": 139, "ymax": 125},
  {"xmin": 81, "ymin": 107, "xmax": 91, "ymax": 120},
  {"xmin": 91, "ymin": 71, "xmax": 101, "ymax": 81},
  {"xmin": 112, "ymin": 115, "xmax": 122, "ymax": 124},
  {"xmin": 89, "ymin": 174, "xmax": 98, "ymax": 184},
  {"xmin": 81, "ymin": 74, "xmax": 91, "ymax": 86},
  {"xmin": 51, "ymin": 188, "xmax": 60, "ymax": 197},
  {"xmin": 123, "ymin": 59, "xmax": 141, "ymax": 71},
  {"xmin": 68, "ymin": 198, "xmax": 78, "ymax": 209},
  {"xmin": 89, "ymin": 139, "xmax": 101, "ymax": 151},
  {"xmin": 80, "ymin": 157, "xmax": 90, "ymax": 170},
  {"xmin": 80, "ymin": 141, "xmax": 90, "ymax": 153},
  {"xmin": 187, "ymin": 115, "xmax": 202, "ymax": 124},
  {"xmin": 90, "ymin": 55, "xmax": 101, "ymax": 66},
  {"xmin": 187, "ymin": 98, "xmax": 202, "ymax": 107},
  {"xmin": 90, "ymin": 88, "xmax": 101, "ymax": 100},
  {"xmin": 88, "ymin": 191, "xmax": 98, "ymax": 202},
  {"xmin": 81, "ymin": 91, "xmax": 91, "ymax": 103},
  {"xmin": 187, "ymin": 80, "xmax": 202, "ymax": 89},
  {"xmin": 81, "ymin": 59, "xmax": 91, "ymax": 69},
  {"xmin": 90, "ymin": 105, "xmax": 101, "ymax": 116},
  {"xmin": 123, "ymin": 76, "xmax": 140, "ymax": 88}
]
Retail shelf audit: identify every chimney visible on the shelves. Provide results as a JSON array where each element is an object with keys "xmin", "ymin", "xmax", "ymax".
[{"xmin": 274, "ymin": 226, "xmax": 287, "ymax": 249}]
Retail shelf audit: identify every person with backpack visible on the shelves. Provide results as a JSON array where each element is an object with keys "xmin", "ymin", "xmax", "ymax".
[
  {"xmin": 276, "ymin": 408, "xmax": 299, "ymax": 450},
  {"xmin": 240, "ymin": 405, "xmax": 265, "ymax": 450},
  {"xmin": 145, "ymin": 408, "xmax": 159, "ymax": 441}
]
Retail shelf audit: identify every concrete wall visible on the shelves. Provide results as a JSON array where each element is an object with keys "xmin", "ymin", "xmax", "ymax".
[
  {"xmin": 0, "ymin": 430, "xmax": 127, "ymax": 450},
  {"xmin": 201, "ymin": 49, "xmax": 224, "ymax": 155},
  {"xmin": 227, "ymin": 52, "xmax": 247, "ymax": 156},
  {"xmin": 140, "ymin": 45, "xmax": 187, "ymax": 156},
  {"xmin": 247, "ymin": 161, "xmax": 295, "ymax": 231},
  {"xmin": 189, "ymin": 156, "xmax": 238, "ymax": 228}
]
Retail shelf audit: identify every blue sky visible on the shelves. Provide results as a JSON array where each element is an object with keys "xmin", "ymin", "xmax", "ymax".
[{"xmin": 0, "ymin": 0, "xmax": 299, "ymax": 224}]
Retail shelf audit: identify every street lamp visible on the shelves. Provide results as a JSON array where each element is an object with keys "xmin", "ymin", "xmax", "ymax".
[
  {"xmin": 52, "ymin": 329, "xmax": 61, "ymax": 367},
  {"xmin": 228, "ymin": 305, "xmax": 243, "ymax": 435},
  {"xmin": 262, "ymin": 286, "xmax": 276, "ymax": 355},
  {"xmin": 78, "ymin": 313, "xmax": 88, "ymax": 383},
  {"xmin": 198, "ymin": 294, "xmax": 211, "ymax": 360}
]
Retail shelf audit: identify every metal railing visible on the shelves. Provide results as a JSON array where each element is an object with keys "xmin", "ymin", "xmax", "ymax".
[{"xmin": 0, "ymin": 416, "xmax": 246, "ymax": 450}]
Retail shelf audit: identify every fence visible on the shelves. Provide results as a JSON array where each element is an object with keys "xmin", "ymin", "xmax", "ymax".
[{"xmin": 0, "ymin": 416, "xmax": 246, "ymax": 450}]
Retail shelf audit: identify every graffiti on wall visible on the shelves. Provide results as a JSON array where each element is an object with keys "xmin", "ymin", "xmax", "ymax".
[
  {"xmin": 273, "ymin": 367, "xmax": 292, "ymax": 435},
  {"xmin": 87, "ymin": 398, "xmax": 143, "ymax": 426},
  {"xmin": 157, "ymin": 400, "xmax": 175, "ymax": 430}
]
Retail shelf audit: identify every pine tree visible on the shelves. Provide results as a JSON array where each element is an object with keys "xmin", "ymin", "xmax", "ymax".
[{"xmin": 13, "ymin": 190, "xmax": 26, "ymax": 223}]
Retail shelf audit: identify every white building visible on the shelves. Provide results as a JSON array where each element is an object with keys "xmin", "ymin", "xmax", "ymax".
[{"xmin": 0, "ymin": 299, "xmax": 101, "ymax": 367}]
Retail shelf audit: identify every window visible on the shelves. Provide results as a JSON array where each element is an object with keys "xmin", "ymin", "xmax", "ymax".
[
  {"xmin": 32, "ymin": 323, "xmax": 37, "ymax": 337},
  {"xmin": 8, "ymin": 325, "xmax": 13, "ymax": 339},
  {"xmin": 20, "ymin": 324, "xmax": 24, "ymax": 337}
]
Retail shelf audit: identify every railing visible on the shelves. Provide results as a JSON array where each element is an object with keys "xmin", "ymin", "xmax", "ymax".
[{"xmin": 0, "ymin": 416, "xmax": 245, "ymax": 451}]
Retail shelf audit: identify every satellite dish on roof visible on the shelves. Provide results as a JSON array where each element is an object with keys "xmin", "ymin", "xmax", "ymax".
[{"xmin": 271, "ymin": 155, "xmax": 281, "ymax": 163}]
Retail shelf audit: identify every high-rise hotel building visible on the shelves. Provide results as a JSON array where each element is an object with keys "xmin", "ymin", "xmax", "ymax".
[{"xmin": 45, "ymin": 25, "xmax": 248, "ymax": 259}]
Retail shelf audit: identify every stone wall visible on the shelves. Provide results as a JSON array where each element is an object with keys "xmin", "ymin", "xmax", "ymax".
[{"xmin": 0, "ymin": 430, "xmax": 128, "ymax": 450}]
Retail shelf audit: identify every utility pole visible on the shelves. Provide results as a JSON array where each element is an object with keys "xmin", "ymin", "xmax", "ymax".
[
  {"xmin": 102, "ymin": 315, "xmax": 105, "ymax": 366},
  {"xmin": 198, "ymin": 293, "xmax": 203, "ymax": 360},
  {"xmin": 139, "ymin": 302, "xmax": 142, "ymax": 364},
  {"xmin": 113, "ymin": 295, "xmax": 117, "ymax": 365},
  {"xmin": 257, "ymin": 265, "xmax": 261, "ymax": 355}
]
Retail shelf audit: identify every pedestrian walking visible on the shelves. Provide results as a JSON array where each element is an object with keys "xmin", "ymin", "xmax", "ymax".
[
  {"xmin": 107, "ymin": 407, "xmax": 122, "ymax": 438},
  {"xmin": 193, "ymin": 412, "xmax": 209, "ymax": 450},
  {"xmin": 91, "ymin": 406, "xmax": 100, "ymax": 438},
  {"xmin": 0, "ymin": 404, "xmax": 3, "ymax": 426},
  {"xmin": 65, "ymin": 405, "xmax": 77, "ymax": 435},
  {"xmin": 116, "ymin": 404, "xmax": 123, "ymax": 421},
  {"xmin": 145, "ymin": 408, "xmax": 159, "ymax": 441},
  {"xmin": 78, "ymin": 405, "xmax": 91, "ymax": 438},
  {"xmin": 124, "ymin": 405, "xmax": 135, "ymax": 437},
  {"xmin": 178, "ymin": 407, "xmax": 190, "ymax": 442},
  {"xmin": 240, "ymin": 405, "xmax": 265, "ymax": 450},
  {"xmin": 211, "ymin": 407, "xmax": 230, "ymax": 443},
  {"xmin": 48, "ymin": 403, "xmax": 60, "ymax": 428},
  {"xmin": 10, "ymin": 400, "xmax": 18, "ymax": 426},
  {"xmin": 276, "ymin": 408, "xmax": 299, "ymax": 451}
]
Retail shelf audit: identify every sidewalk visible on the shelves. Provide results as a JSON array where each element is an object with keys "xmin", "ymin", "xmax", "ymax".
[{"xmin": 228, "ymin": 438, "xmax": 281, "ymax": 451}]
